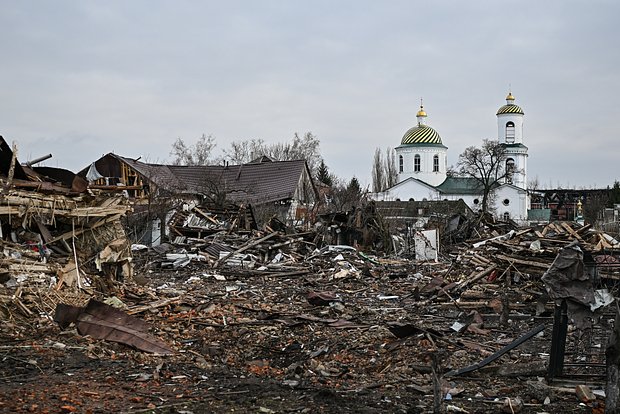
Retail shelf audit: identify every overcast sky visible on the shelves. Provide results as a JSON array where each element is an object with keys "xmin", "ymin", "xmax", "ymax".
[{"xmin": 1, "ymin": 1, "xmax": 618, "ymax": 189}]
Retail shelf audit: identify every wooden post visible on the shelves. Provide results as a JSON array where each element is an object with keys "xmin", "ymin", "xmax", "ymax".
[
  {"xmin": 431, "ymin": 352, "xmax": 442, "ymax": 413},
  {"xmin": 4, "ymin": 142, "xmax": 18, "ymax": 192},
  {"xmin": 548, "ymin": 299, "xmax": 568, "ymax": 381}
]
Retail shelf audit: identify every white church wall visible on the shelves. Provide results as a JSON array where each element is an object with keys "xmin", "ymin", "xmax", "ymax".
[
  {"xmin": 493, "ymin": 185, "xmax": 528, "ymax": 223},
  {"xmin": 371, "ymin": 179, "xmax": 440, "ymax": 202},
  {"xmin": 396, "ymin": 146, "xmax": 447, "ymax": 186}
]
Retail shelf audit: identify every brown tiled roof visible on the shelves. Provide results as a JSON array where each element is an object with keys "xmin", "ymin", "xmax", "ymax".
[
  {"xmin": 83, "ymin": 153, "xmax": 316, "ymax": 205},
  {"xmin": 168, "ymin": 159, "xmax": 312, "ymax": 204}
]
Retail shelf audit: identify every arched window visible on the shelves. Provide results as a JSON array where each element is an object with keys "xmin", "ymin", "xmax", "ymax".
[
  {"xmin": 503, "ymin": 212, "xmax": 510, "ymax": 221},
  {"xmin": 414, "ymin": 154, "xmax": 421, "ymax": 172},
  {"xmin": 505, "ymin": 158, "xmax": 515, "ymax": 184},
  {"xmin": 433, "ymin": 155, "xmax": 439, "ymax": 172},
  {"xmin": 398, "ymin": 155, "xmax": 403, "ymax": 173},
  {"xmin": 505, "ymin": 122, "xmax": 515, "ymax": 143}
]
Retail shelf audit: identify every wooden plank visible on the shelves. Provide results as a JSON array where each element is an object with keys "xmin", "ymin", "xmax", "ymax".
[
  {"xmin": 8, "ymin": 263, "xmax": 55, "ymax": 273},
  {"xmin": 560, "ymin": 222, "xmax": 584, "ymax": 242},
  {"xmin": 47, "ymin": 214, "xmax": 123, "ymax": 244},
  {"xmin": 454, "ymin": 264, "xmax": 497, "ymax": 291},
  {"xmin": 214, "ymin": 232, "xmax": 279, "ymax": 268},
  {"xmin": 127, "ymin": 296, "xmax": 183, "ymax": 315},
  {"xmin": 599, "ymin": 234, "xmax": 613, "ymax": 249},
  {"xmin": 193, "ymin": 207, "xmax": 220, "ymax": 224},
  {"xmin": 576, "ymin": 223, "xmax": 593, "ymax": 234},
  {"xmin": 495, "ymin": 254, "xmax": 550, "ymax": 268}
]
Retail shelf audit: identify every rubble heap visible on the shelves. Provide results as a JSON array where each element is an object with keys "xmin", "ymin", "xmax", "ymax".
[{"xmin": 2, "ymin": 211, "xmax": 620, "ymax": 412}]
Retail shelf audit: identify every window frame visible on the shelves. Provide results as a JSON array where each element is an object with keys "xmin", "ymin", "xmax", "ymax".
[
  {"xmin": 414, "ymin": 154, "xmax": 421, "ymax": 172},
  {"xmin": 505, "ymin": 121, "xmax": 515, "ymax": 143}
]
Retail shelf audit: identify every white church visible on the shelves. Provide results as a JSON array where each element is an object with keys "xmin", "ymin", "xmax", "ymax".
[{"xmin": 373, "ymin": 92, "xmax": 530, "ymax": 223}]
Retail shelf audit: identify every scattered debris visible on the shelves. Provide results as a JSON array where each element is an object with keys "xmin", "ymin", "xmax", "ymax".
[{"xmin": 2, "ymin": 166, "xmax": 620, "ymax": 414}]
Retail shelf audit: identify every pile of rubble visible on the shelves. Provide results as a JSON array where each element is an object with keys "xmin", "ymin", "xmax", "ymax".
[{"xmin": 2, "ymin": 205, "xmax": 620, "ymax": 412}]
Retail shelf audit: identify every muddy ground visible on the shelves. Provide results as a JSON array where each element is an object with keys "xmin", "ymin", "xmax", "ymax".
[{"xmin": 0, "ymin": 248, "xmax": 607, "ymax": 413}]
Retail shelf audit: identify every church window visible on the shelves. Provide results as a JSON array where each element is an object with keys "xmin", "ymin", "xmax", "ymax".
[
  {"xmin": 505, "ymin": 122, "xmax": 515, "ymax": 143},
  {"xmin": 473, "ymin": 198, "xmax": 480, "ymax": 205},
  {"xmin": 414, "ymin": 154, "xmax": 421, "ymax": 172},
  {"xmin": 503, "ymin": 198, "xmax": 510, "ymax": 206},
  {"xmin": 505, "ymin": 158, "xmax": 515, "ymax": 184},
  {"xmin": 399, "ymin": 155, "xmax": 403, "ymax": 173},
  {"xmin": 503, "ymin": 212, "xmax": 510, "ymax": 221},
  {"xmin": 433, "ymin": 155, "xmax": 439, "ymax": 172}
]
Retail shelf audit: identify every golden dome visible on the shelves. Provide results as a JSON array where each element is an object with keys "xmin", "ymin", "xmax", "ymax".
[
  {"xmin": 416, "ymin": 106, "xmax": 427, "ymax": 117},
  {"xmin": 506, "ymin": 92, "xmax": 515, "ymax": 101}
]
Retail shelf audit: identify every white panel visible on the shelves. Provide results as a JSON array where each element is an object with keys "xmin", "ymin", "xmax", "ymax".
[{"xmin": 414, "ymin": 229, "xmax": 438, "ymax": 261}]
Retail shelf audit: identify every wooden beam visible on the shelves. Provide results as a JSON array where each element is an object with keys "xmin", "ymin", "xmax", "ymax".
[{"xmin": 214, "ymin": 231, "xmax": 279, "ymax": 268}]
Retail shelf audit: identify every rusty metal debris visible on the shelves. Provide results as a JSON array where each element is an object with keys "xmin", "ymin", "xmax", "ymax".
[{"xmin": 54, "ymin": 299, "xmax": 173, "ymax": 354}]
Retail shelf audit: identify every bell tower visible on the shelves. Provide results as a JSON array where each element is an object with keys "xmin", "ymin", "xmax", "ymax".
[{"xmin": 497, "ymin": 92, "xmax": 528, "ymax": 189}]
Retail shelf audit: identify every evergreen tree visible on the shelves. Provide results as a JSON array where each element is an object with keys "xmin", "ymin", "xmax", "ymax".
[
  {"xmin": 316, "ymin": 160, "xmax": 333, "ymax": 186},
  {"xmin": 347, "ymin": 176, "xmax": 362, "ymax": 196}
]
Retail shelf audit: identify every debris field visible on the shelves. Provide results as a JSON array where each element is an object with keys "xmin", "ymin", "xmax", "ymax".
[{"xmin": 2, "ymin": 205, "xmax": 619, "ymax": 413}]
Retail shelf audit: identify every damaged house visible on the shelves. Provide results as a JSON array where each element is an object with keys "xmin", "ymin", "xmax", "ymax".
[
  {"xmin": 0, "ymin": 137, "xmax": 132, "ymax": 292},
  {"xmin": 82, "ymin": 154, "xmax": 319, "ymax": 244}
]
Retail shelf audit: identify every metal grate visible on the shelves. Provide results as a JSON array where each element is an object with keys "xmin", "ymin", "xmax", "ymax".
[{"xmin": 548, "ymin": 297, "xmax": 617, "ymax": 381}]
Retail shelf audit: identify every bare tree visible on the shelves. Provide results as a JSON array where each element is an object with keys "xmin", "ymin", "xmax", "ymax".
[
  {"xmin": 528, "ymin": 175, "xmax": 541, "ymax": 192},
  {"xmin": 223, "ymin": 132, "xmax": 323, "ymax": 176},
  {"xmin": 170, "ymin": 134, "xmax": 217, "ymax": 166},
  {"xmin": 456, "ymin": 139, "xmax": 510, "ymax": 215},
  {"xmin": 584, "ymin": 195, "xmax": 606, "ymax": 225},
  {"xmin": 371, "ymin": 147, "xmax": 397, "ymax": 192},
  {"xmin": 224, "ymin": 138, "xmax": 266, "ymax": 165},
  {"xmin": 384, "ymin": 147, "xmax": 397, "ymax": 189},
  {"xmin": 371, "ymin": 148, "xmax": 384, "ymax": 192}
]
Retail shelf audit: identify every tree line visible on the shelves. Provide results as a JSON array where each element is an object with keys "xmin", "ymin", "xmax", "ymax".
[
  {"xmin": 170, "ymin": 132, "xmax": 364, "ymax": 211},
  {"xmin": 172, "ymin": 133, "xmax": 620, "ymax": 221}
]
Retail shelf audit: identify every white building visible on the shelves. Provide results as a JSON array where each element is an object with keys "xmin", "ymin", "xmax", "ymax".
[{"xmin": 374, "ymin": 92, "xmax": 529, "ymax": 223}]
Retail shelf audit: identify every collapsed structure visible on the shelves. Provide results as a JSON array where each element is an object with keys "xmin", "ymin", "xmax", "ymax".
[
  {"xmin": 0, "ymin": 136, "xmax": 132, "ymax": 295},
  {"xmin": 81, "ymin": 153, "xmax": 319, "ymax": 244}
]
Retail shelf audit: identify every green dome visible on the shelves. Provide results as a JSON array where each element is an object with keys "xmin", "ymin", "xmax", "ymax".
[
  {"xmin": 497, "ymin": 104, "xmax": 524, "ymax": 115},
  {"xmin": 401, "ymin": 124, "xmax": 442, "ymax": 145}
]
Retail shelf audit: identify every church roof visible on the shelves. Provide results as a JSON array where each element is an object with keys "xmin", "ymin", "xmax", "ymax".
[
  {"xmin": 435, "ymin": 177, "xmax": 485, "ymax": 195},
  {"xmin": 497, "ymin": 104, "xmax": 524, "ymax": 115},
  {"xmin": 497, "ymin": 92, "xmax": 524, "ymax": 115},
  {"xmin": 434, "ymin": 177, "xmax": 526, "ymax": 195},
  {"xmin": 401, "ymin": 124, "xmax": 443, "ymax": 145}
]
